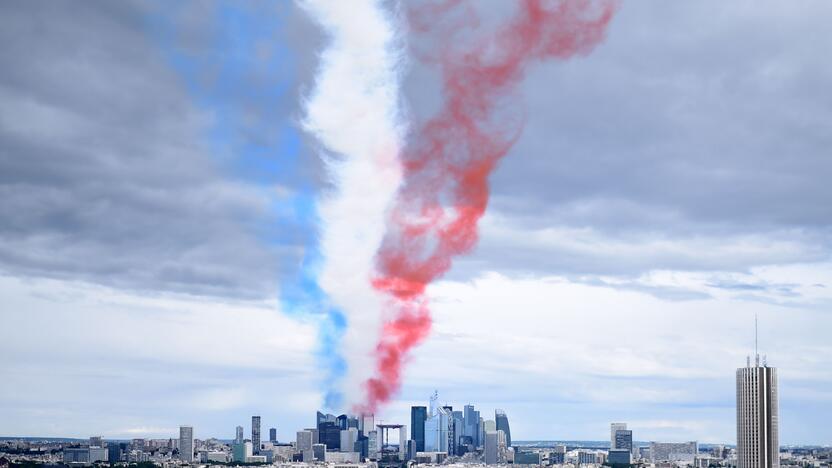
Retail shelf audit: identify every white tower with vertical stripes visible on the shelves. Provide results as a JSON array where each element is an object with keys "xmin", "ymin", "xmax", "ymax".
[{"xmin": 736, "ymin": 316, "xmax": 779, "ymax": 468}]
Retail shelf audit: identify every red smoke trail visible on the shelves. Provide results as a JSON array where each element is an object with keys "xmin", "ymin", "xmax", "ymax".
[{"xmin": 359, "ymin": 0, "xmax": 616, "ymax": 412}]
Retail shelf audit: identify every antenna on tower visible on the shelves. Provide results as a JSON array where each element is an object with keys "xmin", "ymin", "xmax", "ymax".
[{"xmin": 755, "ymin": 313, "xmax": 760, "ymax": 367}]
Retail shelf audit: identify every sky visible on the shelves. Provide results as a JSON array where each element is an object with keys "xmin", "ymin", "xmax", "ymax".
[{"xmin": 1, "ymin": 0, "xmax": 832, "ymax": 445}]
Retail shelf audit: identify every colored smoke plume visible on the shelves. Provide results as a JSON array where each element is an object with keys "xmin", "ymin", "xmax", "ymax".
[
  {"xmin": 300, "ymin": 0, "xmax": 407, "ymax": 409},
  {"xmin": 360, "ymin": 0, "xmax": 616, "ymax": 411}
]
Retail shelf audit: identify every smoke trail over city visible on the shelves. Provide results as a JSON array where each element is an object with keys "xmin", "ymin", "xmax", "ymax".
[
  {"xmin": 360, "ymin": 0, "xmax": 617, "ymax": 411},
  {"xmin": 299, "ymin": 0, "xmax": 407, "ymax": 409}
]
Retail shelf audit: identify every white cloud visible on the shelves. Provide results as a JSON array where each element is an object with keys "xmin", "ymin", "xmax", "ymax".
[{"xmin": 377, "ymin": 266, "xmax": 832, "ymax": 443}]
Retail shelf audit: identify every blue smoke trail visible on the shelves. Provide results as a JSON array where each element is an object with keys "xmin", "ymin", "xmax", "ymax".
[{"xmin": 147, "ymin": 1, "xmax": 346, "ymax": 408}]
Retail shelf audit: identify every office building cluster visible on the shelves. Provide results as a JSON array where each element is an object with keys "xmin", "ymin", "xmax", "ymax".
[{"xmin": 0, "ymin": 356, "xmax": 789, "ymax": 468}]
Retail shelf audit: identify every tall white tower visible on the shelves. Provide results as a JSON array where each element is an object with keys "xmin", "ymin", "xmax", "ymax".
[
  {"xmin": 179, "ymin": 425, "xmax": 194, "ymax": 462},
  {"xmin": 736, "ymin": 316, "xmax": 779, "ymax": 468}
]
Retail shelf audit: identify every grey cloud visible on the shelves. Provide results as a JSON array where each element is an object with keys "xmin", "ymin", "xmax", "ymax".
[
  {"xmin": 403, "ymin": 1, "xmax": 832, "ymax": 280},
  {"xmin": 0, "ymin": 1, "xmax": 324, "ymax": 298}
]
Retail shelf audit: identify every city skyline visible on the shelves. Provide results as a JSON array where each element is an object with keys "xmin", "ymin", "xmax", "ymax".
[{"xmin": 2, "ymin": 0, "xmax": 832, "ymax": 448}]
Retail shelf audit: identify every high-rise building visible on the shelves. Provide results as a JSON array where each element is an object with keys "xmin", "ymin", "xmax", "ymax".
[
  {"xmin": 484, "ymin": 430, "xmax": 506, "ymax": 465},
  {"xmin": 232, "ymin": 442, "xmax": 253, "ymax": 463},
  {"xmin": 297, "ymin": 430, "xmax": 313, "ymax": 461},
  {"xmin": 312, "ymin": 444, "xmax": 326, "ymax": 461},
  {"xmin": 424, "ymin": 392, "xmax": 450, "ymax": 453},
  {"xmin": 337, "ymin": 414, "xmax": 349, "ymax": 430},
  {"xmin": 485, "ymin": 432, "xmax": 498, "ymax": 465},
  {"xmin": 483, "ymin": 419, "xmax": 496, "ymax": 433},
  {"xmin": 406, "ymin": 439, "xmax": 417, "ymax": 461},
  {"xmin": 340, "ymin": 428, "xmax": 358, "ymax": 453},
  {"xmin": 107, "ymin": 443, "xmax": 122, "ymax": 463},
  {"xmin": 368, "ymin": 430, "xmax": 378, "ymax": 460},
  {"xmin": 451, "ymin": 411, "xmax": 464, "ymax": 456},
  {"xmin": 396, "ymin": 426, "xmax": 408, "ymax": 461},
  {"xmin": 463, "ymin": 404, "xmax": 481, "ymax": 447},
  {"xmin": 360, "ymin": 414, "xmax": 375, "ymax": 435},
  {"xmin": 318, "ymin": 421, "xmax": 341, "ymax": 450},
  {"xmin": 89, "ymin": 436, "xmax": 103, "ymax": 448},
  {"xmin": 608, "ymin": 449, "xmax": 631, "ymax": 465},
  {"xmin": 737, "ymin": 353, "xmax": 779, "ymax": 468},
  {"xmin": 179, "ymin": 426, "xmax": 194, "ymax": 462},
  {"xmin": 614, "ymin": 430, "xmax": 633, "ymax": 451},
  {"xmin": 411, "ymin": 406, "xmax": 427, "ymax": 452},
  {"xmin": 495, "ymin": 409, "xmax": 512, "ymax": 447},
  {"xmin": 478, "ymin": 417, "xmax": 485, "ymax": 448},
  {"xmin": 610, "ymin": 423, "xmax": 627, "ymax": 449},
  {"xmin": 269, "ymin": 428, "xmax": 277, "ymax": 443},
  {"xmin": 235, "ymin": 426, "xmax": 244, "ymax": 444},
  {"xmin": 89, "ymin": 447, "xmax": 107, "ymax": 463},
  {"xmin": 251, "ymin": 416, "xmax": 261, "ymax": 454}
]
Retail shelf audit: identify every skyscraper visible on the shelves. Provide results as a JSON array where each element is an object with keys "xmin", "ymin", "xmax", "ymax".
[
  {"xmin": 297, "ymin": 430, "xmax": 313, "ymax": 461},
  {"xmin": 485, "ymin": 432, "xmax": 498, "ymax": 465},
  {"xmin": 737, "ymin": 354, "xmax": 779, "ymax": 468},
  {"xmin": 484, "ymin": 430, "xmax": 506, "ymax": 465},
  {"xmin": 411, "ymin": 406, "xmax": 427, "ymax": 452},
  {"xmin": 340, "ymin": 428, "xmax": 358, "ymax": 453},
  {"xmin": 398, "ymin": 426, "xmax": 407, "ymax": 461},
  {"xmin": 614, "ymin": 430, "xmax": 633, "ymax": 451},
  {"xmin": 269, "ymin": 427, "xmax": 277, "ymax": 443},
  {"xmin": 495, "ymin": 409, "xmax": 511, "ymax": 447},
  {"xmin": 318, "ymin": 421, "xmax": 341, "ymax": 450},
  {"xmin": 610, "ymin": 423, "xmax": 626, "ymax": 449},
  {"xmin": 425, "ymin": 392, "xmax": 450, "ymax": 453},
  {"xmin": 235, "ymin": 426, "xmax": 244, "ymax": 444},
  {"xmin": 251, "ymin": 416, "xmax": 261, "ymax": 454},
  {"xmin": 179, "ymin": 426, "xmax": 194, "ymax": 462},
  {"xmin": 360, "ymin": 414, "xmax": 375, "ymax": 435},
  {"xmin": 463, "ymin": 405, "xmax": 480, "ymax": 447}
]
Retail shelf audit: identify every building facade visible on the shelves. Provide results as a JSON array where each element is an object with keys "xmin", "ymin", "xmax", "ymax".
[
  {"xmin": 495, "ymin": 409, "xmax": 511, "ymax": 447},
  {"xmin": 179, "ymin": 426, "xmax": 194, "ymax": 462},
  {"xmin": 610, "ymin": 423, "xmax": 627, "ymax": 449},
  {"xmin": 737, "ymin": 357, "xmax": 779, "ymax": 468},
  {"xmin": 650, "ymin": 441, "xmax": 697, "ymax": 463},
  {"xmin": 411, "ymin": 406, "xmax": 427, "ymax": 452},
  {"xmin": 251, "ymin": 416, "xmax": 261, "ymax": 454},
  {"xmin": 614, "ymin": 430, "xmax": 633, "ymax": 451}
]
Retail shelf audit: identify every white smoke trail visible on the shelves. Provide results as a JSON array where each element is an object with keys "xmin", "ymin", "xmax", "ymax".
[{"xmin": 299, "ymin": 0, "xmax": 406, "ymax": 409}]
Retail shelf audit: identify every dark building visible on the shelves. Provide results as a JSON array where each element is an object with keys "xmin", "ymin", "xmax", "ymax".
[
  {"xmin": 614, "ymin": 430, "xmax": 633, "ymax": 451},
  {"xmin": 356, "ymin": 436, "xmax": 369, "ymax": 460},
  {"xmin": 107, "ymin": 443, "xmax": 122, "ymax": 463},
  {"xmin": 251, "ymin": 416, "xmax": 261, "ymax": 454},
  {"xmin": 495, "ymin": 409, "xmax": 512, "ymax": 447},
  {"xmin": 458, "ymin": 435, "xmax": 474, "ymax": 456},
  {"xmin": 269, "ymin": 428, "xmax": 277, "ymax": 443},
  {"xmin": 318, "ymin": 421, "xmax": 341, "ymax": 450},
  {"xmin": 317, "ymin": 411, "xmax": 336, "ymax": 426},
  {"xmin": 336, "ymin": 414, "xmax": 349, "ymax": 430},
  {"xmin": 410, "ymin": 406, "xmax": 427, "ymax": 452},
  {"xmin": 515, "ymin": 451, "xmax": 542, "ymax": 465},
  {"xmin": 463, "ymin": 405, "xmax": 480, "ymax": 447},
  {"xmin": 608, "ymin": 449, "xmax": 631, "ymax": 465},
  {"xmin": 405, "ymin": 439, "xmax": 417, "ymax": 461}
]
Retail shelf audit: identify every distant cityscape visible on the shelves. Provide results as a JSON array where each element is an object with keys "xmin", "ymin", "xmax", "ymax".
[{"xmin": 2, "ymin": 354, "xmax": 830, "ymax": 468}]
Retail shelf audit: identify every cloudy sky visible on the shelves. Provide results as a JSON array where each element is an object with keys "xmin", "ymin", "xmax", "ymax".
[{"xmin": 2, "ymin": 0, "xmax": 832, "ymax": 445}]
